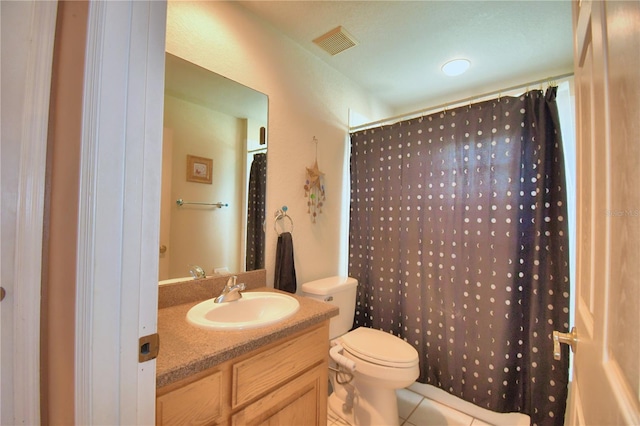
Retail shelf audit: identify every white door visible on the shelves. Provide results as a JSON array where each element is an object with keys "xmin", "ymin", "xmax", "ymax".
[
  {"xmin": 567, "ymin": 0, "xmax": 640, "ymax": 424},
  {"xmin": 1, "ymin": 2, "xmax": 56, "ymax": 424}
]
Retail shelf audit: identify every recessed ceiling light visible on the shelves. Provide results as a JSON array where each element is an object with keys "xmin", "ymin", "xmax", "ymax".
[{"xmin": 442, "ymin": 59, "xmax": 471, "ymax": 76}]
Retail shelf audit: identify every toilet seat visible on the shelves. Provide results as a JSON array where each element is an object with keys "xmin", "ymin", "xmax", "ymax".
[{"xmin": 340, "ymin": 327, "xmax": 419, "ymax": 368}]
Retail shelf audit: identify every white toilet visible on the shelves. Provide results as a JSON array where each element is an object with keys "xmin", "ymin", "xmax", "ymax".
[{"xmin": 302, "ymin": 276, "xmax": 419, "ymax": 426}]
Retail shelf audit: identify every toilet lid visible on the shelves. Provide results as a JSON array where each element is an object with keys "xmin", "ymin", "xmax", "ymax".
[{"xmin": 340, "ymin": 327, "xmax": 419, "ymax": 368}]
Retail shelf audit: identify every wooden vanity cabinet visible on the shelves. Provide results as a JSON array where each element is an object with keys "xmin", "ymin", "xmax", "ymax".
[
  {"xmin": 156, "ymin": 368, "xmax": 226, "ymax": 425},
  {"xmin": 156, "ymin": 322, "xmax": 329, "ymax": 426}
]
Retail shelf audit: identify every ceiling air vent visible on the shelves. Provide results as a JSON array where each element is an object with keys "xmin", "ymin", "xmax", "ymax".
[{"xmin": 313, "ymin": 26, "xmax": 358, "ymax": 56}]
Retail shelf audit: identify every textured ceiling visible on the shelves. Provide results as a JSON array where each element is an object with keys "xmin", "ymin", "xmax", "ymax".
[{"xmin": 237, "ymin": 1, "xmax": 574, "ymax": 115}]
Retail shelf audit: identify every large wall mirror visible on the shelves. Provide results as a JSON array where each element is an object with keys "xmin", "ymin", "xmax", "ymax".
[{"xmin": 159, "ymin": 53, "xmax": 268, "ymax": 282}]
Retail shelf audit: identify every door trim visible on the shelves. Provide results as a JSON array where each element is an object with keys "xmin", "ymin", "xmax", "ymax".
[
  {"xmin": 8, "ymin": 2, "xmax": 58, "ymax": 424},
  {"xmin": 75, "ymin": 1, "xmax": 165, "ymax": 423}
]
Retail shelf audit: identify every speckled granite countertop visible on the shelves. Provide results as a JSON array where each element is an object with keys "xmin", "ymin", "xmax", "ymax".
[{"xmin": 156, "ymin": 286, "xmax": 338, "ymax": 389}]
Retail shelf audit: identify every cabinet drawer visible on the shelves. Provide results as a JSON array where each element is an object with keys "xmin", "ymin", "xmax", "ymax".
[
  {"xmin": 232, "ymin": 324, "xmax": 328, "ymax": 408},
  {"xmin": 231, "ymin": 363, "xmax": 326, "ymax": 426},
  {"xmin": 157, "ymin": 370, "xmax": 223, "ymax": 425}
]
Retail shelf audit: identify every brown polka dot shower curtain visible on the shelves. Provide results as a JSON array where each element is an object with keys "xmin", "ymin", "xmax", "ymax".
[
  {"xmin": 349, "ymin": 88, "xmax": 569, "ymax": 426},
  {"xmin": 246, "ymin": 153, "xmax": 266, "ymax": 270}
]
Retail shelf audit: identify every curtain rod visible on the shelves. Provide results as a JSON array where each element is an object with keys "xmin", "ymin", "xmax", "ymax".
[
  {"xmin": 349, "ymin": 72, "xmax": 574, "ymax": 132},
  {"xmin": 248, "ymin": 147, "xmax": 267, "ymax": 154}
]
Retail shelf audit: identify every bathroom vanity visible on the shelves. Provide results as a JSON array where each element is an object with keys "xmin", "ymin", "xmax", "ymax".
[{"xmin": 155, "ymin": 272, "xmax": 337, "ymax": 425}]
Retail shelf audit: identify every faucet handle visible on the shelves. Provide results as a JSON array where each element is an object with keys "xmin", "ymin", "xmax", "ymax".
[
  {"xmin": 226, "ymin": 275, "xmax": 237, "ymax": 288},
  {"xmin": 189, "ymin": 264, "xmax": 206, "ymax": 279},
  {"xmin": 214, "ymin": 276, "xmax": 243, "ymax": 303}
]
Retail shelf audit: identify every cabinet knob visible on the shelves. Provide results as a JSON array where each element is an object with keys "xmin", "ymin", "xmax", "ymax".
[{"xmin": 159, "ymin": 244, "xmax": 167, "ymax": 254}]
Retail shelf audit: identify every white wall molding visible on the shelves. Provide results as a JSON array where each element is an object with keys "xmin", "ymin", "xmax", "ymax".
[
  {"xmin": 76, "ymin": 1, "xmax": 166, "ymax": 424},
  {"xmin": 74, "ymin": 1, "xmax": 105, "ymax": 422},
  {"xmin": 9, "ymin": 2, "xmax": 57, "ymax": 424}
]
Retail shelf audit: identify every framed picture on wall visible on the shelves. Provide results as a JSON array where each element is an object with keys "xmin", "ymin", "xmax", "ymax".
[{"xmin": 186, "ymin": 155, "xmax": 213, "ymax": 184}]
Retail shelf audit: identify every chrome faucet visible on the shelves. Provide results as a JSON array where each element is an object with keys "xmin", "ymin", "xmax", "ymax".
[
  {"xmin": 214, "ymin": 275, "xmax": 246, "ymax": 303},
  {"xmin": 189, "ymin": 264, "xmax": 206, "ymax": 279}
]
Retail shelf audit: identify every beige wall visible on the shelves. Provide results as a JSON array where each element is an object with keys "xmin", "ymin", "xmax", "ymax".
[
  {"xmin": 166, "ymin": 1, "xmax": 391, "ymax": 286},
  {"xmin": 41, "ymin": 1, "xmax": 88, "ymax": 423},
  {"xmin": 162, "ymin": 94, "xmax": 244, "ymax": 277}
]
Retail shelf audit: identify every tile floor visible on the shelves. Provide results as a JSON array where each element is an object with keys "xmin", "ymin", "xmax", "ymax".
[{"xmin": 327, "ymin": 383, "xmax": 530, "ymax": 426}]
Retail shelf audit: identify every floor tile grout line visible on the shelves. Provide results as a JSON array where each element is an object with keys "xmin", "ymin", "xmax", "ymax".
[
  {"xmin": 328, "ymin": 386, "xmax": 497, "ymax": 426},
  {"xmin": 405, "ymin": 389, "xmax": 490, "ymax": 425},
  {"xmin": 401, "ymin": 394, "xmax": 425, "ymax": 425}
]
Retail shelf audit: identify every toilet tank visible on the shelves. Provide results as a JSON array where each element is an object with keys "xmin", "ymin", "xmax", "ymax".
[{"xmin": 301, "ymin": 276, "xmax": 357, "ymax": 339}]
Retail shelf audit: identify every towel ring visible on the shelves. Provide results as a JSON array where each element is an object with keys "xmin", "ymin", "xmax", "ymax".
[{"xmin": 274, "ymin": 207, "xmax": 294, "ymax": 235}]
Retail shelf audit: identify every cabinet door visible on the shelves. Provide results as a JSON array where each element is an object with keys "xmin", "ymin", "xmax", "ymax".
[
  {"xmin": 231, "ymin": 364, "xmax": 327, "ymax": 426},
  {"xmin": 232, "ymin": 324, "xmax": 327, "ymax": 407},
  {"xmin": 156, "ymin": 371, "xmax": 224, "ymax": 425}
]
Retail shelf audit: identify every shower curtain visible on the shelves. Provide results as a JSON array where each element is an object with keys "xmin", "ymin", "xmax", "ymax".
[
  {"xmin": 349, "ymin": 88, "xmax": 569, "ymax": 426},
  {"xmin": 245, "ymin": 153, "xmax": 266, "ymax": 270}
]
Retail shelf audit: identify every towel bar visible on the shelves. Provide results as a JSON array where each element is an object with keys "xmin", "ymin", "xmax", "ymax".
[{"xmin": 176, "ymin": 199, "xmax": 228, "ymax": 208}]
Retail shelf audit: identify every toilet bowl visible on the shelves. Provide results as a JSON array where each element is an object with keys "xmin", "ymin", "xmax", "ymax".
[
  {"xmin": 302, "ymin": 277, "xmax": 419, "ymax": 426},
  {"xmin": 331, "ymin": 327, "xmax": 420, "ymax": 425}
]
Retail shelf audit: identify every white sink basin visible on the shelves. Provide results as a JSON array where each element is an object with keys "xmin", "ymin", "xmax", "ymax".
[{"xmin": 186, "ymin": 291, "xmax": 300, "ymax": 330}]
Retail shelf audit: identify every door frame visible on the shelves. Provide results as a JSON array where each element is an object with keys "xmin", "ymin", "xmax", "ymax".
[
  {"xmin": 5, "ymin": 1, "xmax": 166, "ymax": 423},
  {"xmin": 74, "ymin": 1, "xmax": 166, "ymax": 424},
  {"xmin": 2, "ymin": 1, "xmax": 57, "ymax": 424}
]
